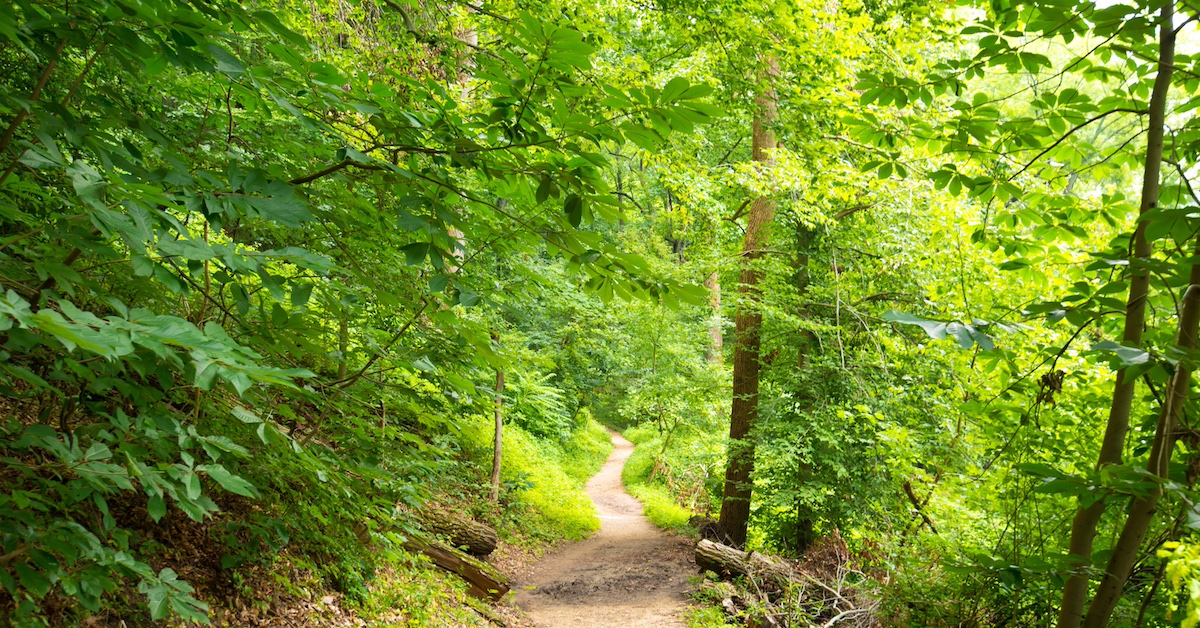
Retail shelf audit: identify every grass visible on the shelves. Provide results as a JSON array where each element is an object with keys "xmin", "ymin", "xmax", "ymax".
[
  {"xmin": 621, "ymin": 424, "xmax": 694, "ymax": 532},
  {"xmin": 461, "ymin": 410, "xmax": 613, "ymax": 541},
  {"xmin": 355, "ymin": 553, "xmax": 486, "ymax": 627}
]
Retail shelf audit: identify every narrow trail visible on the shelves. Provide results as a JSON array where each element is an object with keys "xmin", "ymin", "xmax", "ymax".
[{"xmin": 514, "ymin": 431, "xmax": 694, "ymax": 627}]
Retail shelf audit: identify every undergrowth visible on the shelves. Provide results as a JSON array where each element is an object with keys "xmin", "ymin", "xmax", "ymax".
[
  {"xmin": 354, "ymin": 553, "xmax": 486, "ymax": 627},
  {"xmin": 461, "ymin": 410, "xmax": 611, "ymax": 543},
  {"xmin": 621, "ymin": 424, "xmax": 700, "ymax": 532}
]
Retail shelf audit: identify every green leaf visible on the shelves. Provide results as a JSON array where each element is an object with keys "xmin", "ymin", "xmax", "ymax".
[
  {"xmin": 67, "ymin": 160, "xmax": 107, "ymax": 209},
  {"xmin": 16, "ymin": 562, "xmax": 51, "ymax": 599},
  {"xmin": 660, "ymin": 76, "xmax": 691, "ymax": 103},
  {"xmin": 290, "ymin": 283, "xmax": 313, "ymax": 308},
  {"xmin": 148, "ymin": 494, "xmax": 167, "ymax": 522},
  {"xmin": 238, "ymin": 183, "xmax": 312, "ymax": 227},
  {"xmin": 199, "ymin": 464, "xmax": 259, "ymax": 497},
  {"xmin": 565, "ymin": 195, "xmax": 583, "ymax": 228},
  {"xmin": 402, "ymin": 242, "xmax": 428, "ymax": 266},
  {"xmin": 208, "ymin": 44, "xmax": 246, "ymax": 77},
  {"xmin": 231, "ymin": 407, "xmax": 262, "ymax": 424},
  {"xmin": 184, "ymin": 472, "xmax": 202, "ymax": 501},
  {"xmin": 674, "ymin": 283, "xmax": 709, "ymax": 307},
  {"xmin": 1091, "ymin": 341, "xmax": 1151, "ymax": 366},
  {"xmin": 883, "ymin": 310, "xmax": 948, "ymax": 340}
]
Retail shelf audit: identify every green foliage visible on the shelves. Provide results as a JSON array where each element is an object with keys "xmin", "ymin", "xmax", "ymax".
[
  {"xmin": 0, "ymin": 0, "xmax": 725, "ymax": 618},
  {"xmin": 461, "ymin": 414, "xmax": 606, "ymax": 541},
  {"xmin": 560, "ymin": 411, "xmax": 615, "ymax": 485},
  {"xmin": 354, "ymin": 553, "xmax": 485, "ymax": 627},
  {"xmin": 685, "ymin": 604, "xmax": 731, "ymax": 628},
  {"xmin": 622, "ymin": 424, "xmax": 708, "ymax": 532},
  {"xmin": 1163, "ymin": 541, "xmax": 1200, "ymax": 628},
  {"xmin": 5, "ymin": 0, "xmax": 1198, "ymax": 621}
]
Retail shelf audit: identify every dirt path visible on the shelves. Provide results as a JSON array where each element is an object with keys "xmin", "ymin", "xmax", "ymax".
[{"xmin": 514, "ymin": 431, "xmax": 694, "ymax": 627}]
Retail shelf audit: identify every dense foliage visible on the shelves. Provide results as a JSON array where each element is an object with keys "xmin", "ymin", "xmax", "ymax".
[{"xmin": 5, "ymin": 0, "xmax": 1200, "ymax": 625}]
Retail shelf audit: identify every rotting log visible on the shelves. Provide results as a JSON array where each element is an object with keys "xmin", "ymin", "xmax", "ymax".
[
  {"xmin": 697, "ymin": 539, "xmax": 869, "ymax": 624},
  {"xmin": 403, "ymin": 534, "xmax": 509, "ymax": 601},
  {"xmin": 695, "ymin": 539, "xmax": 797, "ymax": 591},
  {"xmin": 422, "ymin": 509, "xmax": 499, "ymax": 557}
]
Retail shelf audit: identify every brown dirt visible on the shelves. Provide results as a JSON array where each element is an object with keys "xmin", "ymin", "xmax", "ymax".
[{"xmin": 514, "ymin": 431, "xmax": 695, "ymax": 627}]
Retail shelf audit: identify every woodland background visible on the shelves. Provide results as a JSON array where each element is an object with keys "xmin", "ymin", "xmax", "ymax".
[{"xmin": 3, "ymin": 0, "xmax": 1200, "ymax": 625}]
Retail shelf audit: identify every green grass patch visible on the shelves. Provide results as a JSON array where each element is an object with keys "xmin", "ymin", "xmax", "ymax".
[
  {"xmin": 685, "ymin": 605, "xmax": 731, "ymax": 628},
  {"xmin": 355, "ymin": 552, "xmax": 485, "ymax": 627},
  {"xmin": 621, "ymin": 426, "xmax": 693, "ymax": 532},
  {"xmin": 560, "ymin": 410, "xmax": 614, "ymax": 483},
  {"xmin": 462, "ymin": 413, "xmax": 611, "ymax": 541}
]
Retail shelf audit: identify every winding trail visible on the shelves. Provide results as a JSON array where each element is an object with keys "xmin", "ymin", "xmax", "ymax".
[{"xmin": 515, "ymin": 431, "xmax": 694, "ymax": 627}]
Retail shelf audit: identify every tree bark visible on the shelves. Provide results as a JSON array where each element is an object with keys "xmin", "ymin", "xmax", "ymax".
[
  {"xmin": 1081, "ymin": 264, "xmax": 1200, "ymax": 626},
  {"xmin": 695, "ymin": 539, "xmax": 796, "ymax": 591},
  {"xmin": 403, "ymin": 534, "xmax": 509, "ymax": 601},
  {"xmin": 1082, "ymin": 287, "xmax": 1200, "ymax": 623},
  {"xmin": 718, "ymin": 57, "xmax": 779, "ymax": 548},
  {"xmin": 1057, "ymin": 4, "xmax": 1174, "ymax": 626},
  {"xmin": 422, "ymin": 509, "xmax": 499, "ymax": 557},
  {"xmin": 490, "ymin": 368, "xmax": 503, "ymax": 504}
]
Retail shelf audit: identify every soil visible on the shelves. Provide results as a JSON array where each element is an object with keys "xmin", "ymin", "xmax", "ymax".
[{"xmin": 514, "ymin": 431, "xmax": 695, "ymax": 627}]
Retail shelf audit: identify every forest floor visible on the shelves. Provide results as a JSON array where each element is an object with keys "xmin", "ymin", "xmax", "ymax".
[{"xmin": 513, "ymin": 431, "xmax": 695, "ymax": 627}]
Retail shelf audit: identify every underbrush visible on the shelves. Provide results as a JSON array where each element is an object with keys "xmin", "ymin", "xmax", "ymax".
[
  {"xmin": 461, "ymin": 410, "xmax": 611, "ymax": 542},
  {"xmin": 621, "ymin": 423, "xmax": 720, "ymax": 532},
  {"xmin": 200, "ymin": 409, "xmax": 614, "ymax": 626},
  {"xmin": 353, "ymin": 552, "xmax": 487, "ymax": 627}
]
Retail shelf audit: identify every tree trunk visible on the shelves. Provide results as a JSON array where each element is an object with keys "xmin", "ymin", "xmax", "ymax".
[
  {"xmin": 1082, "ymin": 260, "xmax": 1200, "ymax": 626},
  {"xmin": 718, "ymin": 58, "xmax": 779, "ymax": 548},
  {"xmin": 706, "ymin": 271, "xmax": 723, "ymax": 362},
  {"xmin": 1057, "ymin": 4, "xmax": 1174, "ymax": 626},
  {"xmin": 490, "ymin": 368, "xmax": 503, "ymax": 503}
]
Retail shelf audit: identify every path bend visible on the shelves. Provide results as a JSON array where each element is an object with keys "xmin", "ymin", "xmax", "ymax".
[{"xmin": 514, "ymin": 431, "xmax": 694, "ymax": 627}]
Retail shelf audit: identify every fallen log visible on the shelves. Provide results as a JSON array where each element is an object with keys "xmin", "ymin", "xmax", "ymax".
[
  {"xmin": 422, "ymin": 509, "xmax": 499, "ymax": 557},
  {"xmin": 404, "ymin": 534, "xmax": 510, "ymax": 601},
  {"xmin": 695, "ymin": 539, "xmax": 798, "ymax": 591}
]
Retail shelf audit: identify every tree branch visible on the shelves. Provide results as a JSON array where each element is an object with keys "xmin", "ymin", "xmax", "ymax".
[{"xmin": 1009, "ymin": 108, "xmax": 1147, "ymax": 180}]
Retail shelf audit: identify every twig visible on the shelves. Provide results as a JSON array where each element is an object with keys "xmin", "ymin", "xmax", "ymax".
[{"xmin": 821, "ymin": 607, "xmax": 873, "ymax": 627}]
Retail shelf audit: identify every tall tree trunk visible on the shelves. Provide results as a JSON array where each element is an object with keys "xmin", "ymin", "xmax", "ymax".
[
  {"xmin": 706, "ymin": 271, "xmax": 723, "ymax": 362},
  {"xmin": 1082, "ymin": 257, "xmax": 1200, "ymax": 626},
  {"xmin": 717, "ymin": 58, "xmax": 778, "ymax": 548},
  {"xmin": 1057, "ymin": 4, "xmax": 1174, "ymax": 626},
  {"xmin": 490, "ymin": 368, "xmax": 504, "ymax": 503}
]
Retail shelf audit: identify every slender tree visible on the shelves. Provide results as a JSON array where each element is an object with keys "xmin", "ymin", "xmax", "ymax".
[
  {"xmin": 1057, "ymin": 2, "xmax": 1175, "ymax": 624},
  {"xmin": 490, "ymin": 367, "xmax": 504, "ymax": 503}
]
